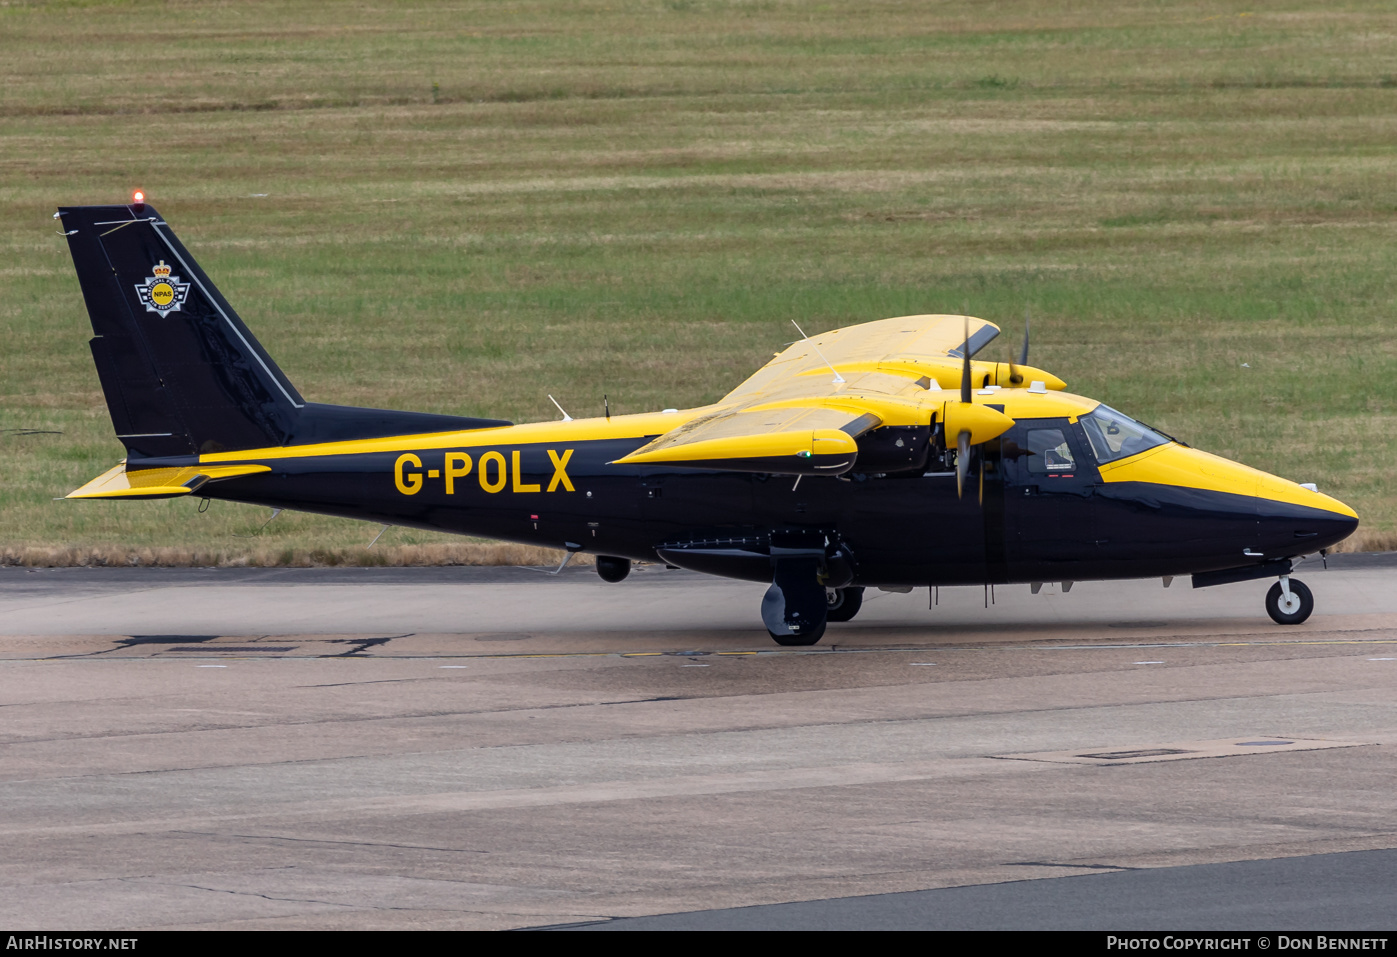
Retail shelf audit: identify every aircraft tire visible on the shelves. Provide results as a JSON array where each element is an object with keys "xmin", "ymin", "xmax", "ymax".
[
  {"xmin": 826, "ymin": 586, "xmax": 864, "ymax": 623},
  {"xmin": 1266, "ymin": 579, "xmax": 1313, "ymax": 625},
  {"xmin": 596, "ymin": 556, "xmax": 631, "ymax": 583},
  {"xmin": 769, "ymin": 619, "xmax": 826, "ymax": 646}
]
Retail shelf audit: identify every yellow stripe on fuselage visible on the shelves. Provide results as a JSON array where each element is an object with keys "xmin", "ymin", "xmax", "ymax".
[
  {"xmin": 1098, "ymin": 443, "xmax": 1357, "ymax": 518},
  {"xmin": 195, "ymin": 389, "xmax": 1100, "ymax": 467},
  {"xmin": 193, "ymin": 392, "xmax": 1357, "ymax": 523},
  {"xmin": 198, "ymin": 408, "xmax": 721, "ymax": 465}
]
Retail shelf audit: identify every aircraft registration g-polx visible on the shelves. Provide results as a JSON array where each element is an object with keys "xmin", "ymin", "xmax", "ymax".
[{"xmin": 58, "ymin": 201, "xmax": 1358, "ymax": 644}]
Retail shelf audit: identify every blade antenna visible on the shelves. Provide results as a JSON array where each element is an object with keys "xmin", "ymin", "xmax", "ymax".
[
  {"xmin": 256, "ymin": 507, "xmax": 282, "ymax": 534},
  {"xmin": 548, "ymin": 395, "xmax": 573, "ymax": 422},
  {"xmin": 792, "ymin": 320, "xmax": 845, "ymax": 384}
]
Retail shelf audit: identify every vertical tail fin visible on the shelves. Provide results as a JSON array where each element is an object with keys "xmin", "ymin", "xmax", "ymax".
[
  {"xmin": 60, "ymin": 203, "xmax": 304, "ymax": 458},
  {"xmin": 59, "ymin": 203, "xmax": 508, "ymax": 461}
]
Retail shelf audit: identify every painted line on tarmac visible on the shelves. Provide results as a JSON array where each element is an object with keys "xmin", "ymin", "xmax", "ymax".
[{"xmin": 14, "ymin": 633, "xmax": 1397, "ymax": 662}]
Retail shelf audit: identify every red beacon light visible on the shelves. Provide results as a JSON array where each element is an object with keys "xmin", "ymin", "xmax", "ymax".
[{"xmin": 132, "ymin": 189, "xmax": 145, "ymax": 206}]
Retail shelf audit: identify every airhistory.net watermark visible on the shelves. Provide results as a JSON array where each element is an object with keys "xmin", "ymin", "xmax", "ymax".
[{"xmin": 5, "ymin": 939, "xmax": 136, "ymax": 951}]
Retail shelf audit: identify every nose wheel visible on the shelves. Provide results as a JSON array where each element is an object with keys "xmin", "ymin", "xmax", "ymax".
[
  {"xmin": 1266, "ymin": 577, "xmax": 1313, "ymax": 625},
  {"xmin": 825, "ymin": 586, "xmax": 865, "ymax": 623}
]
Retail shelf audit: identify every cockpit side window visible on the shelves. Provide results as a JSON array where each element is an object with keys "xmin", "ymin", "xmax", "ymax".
[
  {"xmin": 1024, "ymin": 427, "xmax": 1076, "ymax": 475},
  {"xmin": 1080, "ymin": 405, "xmax": 1169, "ymax": 464}
]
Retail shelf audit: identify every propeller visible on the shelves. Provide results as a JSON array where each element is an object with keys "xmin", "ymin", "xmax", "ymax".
[
  {"xmin": 960, "ymin": 316, "xmax": 972, "ymax": 404},
  {"xmin": 957, "ymin": 316, "xmax": 973, "ymax": 498},
  {"xmin": 1007, "ymin": 308, "xmax": 1030, "ymax": 386},
  {"xmin": 947, "ymin": 311, "xmax": 1021, "ymax": 500},
  {"xmin": 957, "ymin": 427, "xmax": 971, "ymax": 499}
]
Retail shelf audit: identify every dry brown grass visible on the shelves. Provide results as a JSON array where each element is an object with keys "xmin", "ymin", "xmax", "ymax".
[
  {"xmin": 1330, "ymin": 530, "xmax": 1397, "ymax": 554},
  {"xmin": 0, "ymin": 542, "xmax": 593, "ymax": 568}
]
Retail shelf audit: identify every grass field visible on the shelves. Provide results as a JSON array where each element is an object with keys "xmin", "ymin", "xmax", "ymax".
[{"xmin": 2, "ymin": 0, "xmax": 1394, "ymax": 562}]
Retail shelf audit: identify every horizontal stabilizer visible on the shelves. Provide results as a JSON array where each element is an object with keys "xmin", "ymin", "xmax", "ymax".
[{"xmin": 67, "ymin": 462, "xmax": 271, "ymax": 500}]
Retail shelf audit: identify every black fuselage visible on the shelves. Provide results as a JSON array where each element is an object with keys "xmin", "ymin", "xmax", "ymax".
[{"xmin": 203, "ymin": 424, "xmax": 1354, "ymax": 588}]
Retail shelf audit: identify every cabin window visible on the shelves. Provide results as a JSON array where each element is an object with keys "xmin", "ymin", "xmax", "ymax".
[
  {"xmin": 1080, "ymin": 405, "xmax": 1168, "ymax": 464},
  {"xmin": 1025, "ymin": 428, "xmax": 1076, "ymax": 475}
]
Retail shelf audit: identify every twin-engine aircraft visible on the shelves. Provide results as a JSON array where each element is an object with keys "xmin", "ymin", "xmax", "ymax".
[{"xmin": 59, "ymin": 201, "xmax": 1358, "ymax": 644}]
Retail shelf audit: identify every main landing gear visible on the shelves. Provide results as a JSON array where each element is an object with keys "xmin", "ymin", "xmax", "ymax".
[
  {"xmin": 1266, "ymin": 576, "xmax": 1313, "ymax": 625},
  {"xmin": 760, "ymin": 534, "xmax": 863, "ymax": 645},
  {"xmin": 762, "ymin": 558, "xmax": 828, "ymax": 646},
  {"xmin": 762, "ymin": 578, "xmax": 865, "ymax": 646}
]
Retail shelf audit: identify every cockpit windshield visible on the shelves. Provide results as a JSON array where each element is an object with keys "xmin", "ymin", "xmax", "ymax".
[{"xmin": 1080, "ymin": 404, "xmax": 1169, "ymax": 464}]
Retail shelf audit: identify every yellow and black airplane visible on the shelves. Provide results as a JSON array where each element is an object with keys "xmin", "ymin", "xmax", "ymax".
[{"xmin": 59, "ymin": 201, "xmax": 1358, "ymax": 644}]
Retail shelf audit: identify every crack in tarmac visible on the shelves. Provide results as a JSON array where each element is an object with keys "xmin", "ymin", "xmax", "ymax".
[
  {"xmin": 210, "ymin": 832, "xmax": 491, "ymax": 855},
  {"xmin": 116, "ymin": 876, "xmax": 359, "ymax": 910}
]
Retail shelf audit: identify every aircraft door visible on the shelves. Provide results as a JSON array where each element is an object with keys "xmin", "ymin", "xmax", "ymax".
[{"xmin": 1001, "ymin": 418, "xmax": 1101, "ymax": 579}]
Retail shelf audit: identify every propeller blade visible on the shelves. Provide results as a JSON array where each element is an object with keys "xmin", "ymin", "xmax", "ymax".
[
  {"xmin": 1007, "ymin": 310, "xmax": 1030, "ymax": 386},
  {"xmin": 956, "ymin": 429, "xmax": 970, "ymax": 498},
  {"xmin": 961, "ymin": 315, "xmax": 972, "ymax": 404}
]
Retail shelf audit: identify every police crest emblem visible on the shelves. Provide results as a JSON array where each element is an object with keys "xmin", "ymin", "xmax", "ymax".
[{"xmin": 134, "ymin": 260, "xmax": 191, "ymax": 317}]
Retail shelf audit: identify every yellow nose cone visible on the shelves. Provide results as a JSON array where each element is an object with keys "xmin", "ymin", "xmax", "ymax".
[
  {"xmin": 1256, "ymin": 471, "xmax": 1358, "ymax": 520},
  {"xmin": 1097, "ymin": 444, "xmax": 1358, "ymax": 520}
]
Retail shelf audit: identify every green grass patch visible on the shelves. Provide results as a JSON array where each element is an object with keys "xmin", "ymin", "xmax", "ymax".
[{"xmin": 2, "ymin": 0, "xmax": 1394, "ymax": 556}]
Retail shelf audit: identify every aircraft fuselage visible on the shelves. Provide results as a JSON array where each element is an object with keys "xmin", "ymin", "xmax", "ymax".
[{"xmin": 188, "ymin": 402, "xmax": 1356, "ymax": 589}]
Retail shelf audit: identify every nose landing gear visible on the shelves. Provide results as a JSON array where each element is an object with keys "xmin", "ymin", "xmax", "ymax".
[
  {"xmin": 1266, "ymin": 576, "xmax": 1313, "ymax": 625},
  {"xmin": 826, "ymin": 586, "xmax": 865, "ymax": 623},
  {"xmin": 596, "ymin": 555, "xmax": 631, "ymax": 583}
]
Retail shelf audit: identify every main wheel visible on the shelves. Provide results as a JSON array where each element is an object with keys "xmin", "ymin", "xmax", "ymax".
[
  {"xmin": 769, "ymin": 618, "xmax": 826, "ymax": 646},
  {"xmin": 826, "ymin": 586, "xmax": 865, "ymax": 623},
  {"xmin": 762, "ymin": 561, "xmax": 828, "ymax": 646},
  {"xmin": 1266, "ymin": 579, "xmax": 1313, "ymax": 625}
]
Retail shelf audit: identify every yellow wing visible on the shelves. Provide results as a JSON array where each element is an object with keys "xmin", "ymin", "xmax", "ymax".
[
  {"xmin": 719, "ymin": 313, "xmax": 1002, "ymax": 406},
  {"xmin": 613, "ymin": 405, "xmax": 874, "ymax": 474},
  {"xmin": 613, "ymin": 314, "xmax": 1059, "ymax": 475}
]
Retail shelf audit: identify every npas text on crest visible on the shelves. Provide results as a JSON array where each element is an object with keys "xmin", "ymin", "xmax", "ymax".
[{"xmin": 134, "ymin": 260, "xmax": 190, "ymax": 317}]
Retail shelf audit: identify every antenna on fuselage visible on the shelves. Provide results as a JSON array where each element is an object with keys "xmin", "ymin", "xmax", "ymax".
[
  {"xmin": 791, "ymin": 320, "xmax": 845, "ymax": 384},
  {"xmin": 604, "ymin": 394, "xmax": 610, "ymax": 422},
  {"xmin": 548, "ymin": 395, "xmax": 573, "ymax": 422}
]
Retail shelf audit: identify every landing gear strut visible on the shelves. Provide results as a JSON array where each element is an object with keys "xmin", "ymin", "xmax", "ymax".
[{"xmin": 1266, "ymin": 576, "xmax": 1313, "ymax": 625}]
